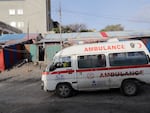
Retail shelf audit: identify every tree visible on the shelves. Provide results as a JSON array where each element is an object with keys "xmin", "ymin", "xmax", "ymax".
[
  {"xmin": 100, "ymin": 24, "xmax": 124, "ymax": 32},
  {"xmin": 52, "ymin": 23, "xmax": 92, "ymax": 33},
  {"xmin": 67, "ymin": 24, "xmax": 87, "ymax": 32}
]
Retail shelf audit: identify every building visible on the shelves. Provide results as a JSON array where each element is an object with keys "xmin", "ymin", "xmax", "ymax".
[
  {"xmin": 0, "ymin": 0, "xmax": 52, "ymax": 34},
  {"xmin": 0, "ymin": 21, "xmax": 22, "ymax": 35}
]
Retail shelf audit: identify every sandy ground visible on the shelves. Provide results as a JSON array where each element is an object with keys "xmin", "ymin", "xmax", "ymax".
[{"xmin": 1, "ymin": 62, "xmax": 45, "ymax": 81}]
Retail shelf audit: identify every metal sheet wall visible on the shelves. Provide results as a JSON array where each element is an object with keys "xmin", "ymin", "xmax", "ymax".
[
  {"xmin": 4, "ymin": 47, "xmax": 11, "ymax": 68},
  {"xmin": 3, "ymin": 44, "xmax": 24, "ymax": 69},
  {"xmin": 0, "ymin": 49, "xmax": 5, "ymax": 71},
  {"xmin": 2, "ymin": 44, "xmax": 61, "ymax": 70},
  {"xmin": 25, "ymin": 44, "xmax": 61, "ymax": 63},
  {"xmin": 45, "ymin": 45, "xmax": 61, "ymax": 63},
  {"xmin": 30, "ymin": 45, "xmax": 37, "ymax": 62}
]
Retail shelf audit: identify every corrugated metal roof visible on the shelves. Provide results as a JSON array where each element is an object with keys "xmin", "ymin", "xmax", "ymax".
[
  {"xmin": 45, "ymin": 32, "xmax": 102, "ymax": 40},
  {"xmin": 0, "ymin": 33, "xmax": 39, "ymax": 47},
  {"xmin": 0, "ymin": 34, "xmax": 26, "ymax": 43},
  {"xmin": 105, "ymin": 31, "xmax": 150, "ymax": 37},
  {"xmin": 43, "ymin": 31, "xmax": 150, "ymax": 42}
]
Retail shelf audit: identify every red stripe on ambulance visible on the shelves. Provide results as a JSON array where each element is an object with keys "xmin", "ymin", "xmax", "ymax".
[{"xmin": 43, "ymin": 64, "xmax": 150, "ymax": 75}]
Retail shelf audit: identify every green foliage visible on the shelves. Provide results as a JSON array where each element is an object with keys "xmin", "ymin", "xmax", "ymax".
[
  {"xmin": 52, "ymin": 23, "xmax": 124, "ymax": 33},
  {"xmin": 52, "ymin": 23, "xmax": 92, "ymax": 33},
  {"xmin": 100, "ymin": 24, "xmax": 124, "ymax": 32}
]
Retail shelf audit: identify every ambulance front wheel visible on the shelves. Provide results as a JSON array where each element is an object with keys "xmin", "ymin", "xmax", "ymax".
[
  {"xmin": 56, "ymin": 83, "xmax": 72, "ymax": 98},
  {"xmin": 121, "ymin": 80, "xmax": 139, "ymax": 96}
]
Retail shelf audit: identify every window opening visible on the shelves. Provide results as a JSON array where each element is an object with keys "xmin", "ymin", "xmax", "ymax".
[
  {"xmin": 109, "ymin": 51, "xmax": 148, "ymax": 66},
  {"xmin": 78, "ymin": 54, "xmax": 106, "ymax": 69}
]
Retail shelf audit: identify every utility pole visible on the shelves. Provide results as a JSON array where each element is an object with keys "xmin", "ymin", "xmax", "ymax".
[
  {"xmin": 27, "ymin": 21, "xmax": 29, "ymax": 40},
  {"xmin": 59, "ymin": 0, "xmax": 63, "ymax": 49},
  {"xmin": 27, "ymin": 21, "xmax": 30, "ymax": 72}
]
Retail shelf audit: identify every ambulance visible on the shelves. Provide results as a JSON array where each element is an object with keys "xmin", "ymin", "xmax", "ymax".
[{"xmin": 41, "ymin": 39, "xmax": 150, "ymax": 98}]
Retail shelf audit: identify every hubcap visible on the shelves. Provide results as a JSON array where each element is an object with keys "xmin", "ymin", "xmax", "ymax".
[
  {"xmin": 58, "ymin": 85, "xmax": 70, "ymax": 97},
  {"xmin": 125, "ymin": 83, "xmax": 136, "ymax": 95}
]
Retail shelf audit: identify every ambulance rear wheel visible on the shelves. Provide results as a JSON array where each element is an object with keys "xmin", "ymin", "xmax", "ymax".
[
  {"xmin": 121, "ymin": 80, "xmax": 138, "ymax": 96},
  {"xmin": 56, "ymin": 83, "xmax": 72, "ymax": 98}
]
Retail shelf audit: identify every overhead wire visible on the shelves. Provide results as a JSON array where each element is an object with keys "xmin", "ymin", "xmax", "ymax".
[{"xmin": 52, "ymin": 9, "xmax": 150, "ymax": 23}]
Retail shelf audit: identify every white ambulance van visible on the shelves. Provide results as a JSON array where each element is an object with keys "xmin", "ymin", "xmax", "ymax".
[{"xmin": 41, "ymin": 39, "xmax": 150, "ymax": 98}]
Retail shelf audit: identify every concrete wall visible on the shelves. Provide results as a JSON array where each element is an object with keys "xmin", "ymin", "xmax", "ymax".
[{"xmin": 0, "ymin": 0, "xmax": 52, "ymax": 34}]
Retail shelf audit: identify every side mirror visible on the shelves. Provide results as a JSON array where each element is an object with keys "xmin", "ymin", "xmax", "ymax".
[{"xmin": 50, "ymin": 64, "xmax": 56, "ymax": 71}]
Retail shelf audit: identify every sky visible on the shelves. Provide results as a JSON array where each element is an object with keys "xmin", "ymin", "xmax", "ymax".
[{"xmin": 51, "ymin": 0, "xmax": 150, "ymax": 31}]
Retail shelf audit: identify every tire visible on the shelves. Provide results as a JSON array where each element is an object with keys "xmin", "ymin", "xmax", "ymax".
[
  {"xmin": 121, "ymin": 80, "xmax": 138, "ymax": 96},
  {"xmin": 56, "ymin": 83, "xmax": 72, "ymax": 98}
]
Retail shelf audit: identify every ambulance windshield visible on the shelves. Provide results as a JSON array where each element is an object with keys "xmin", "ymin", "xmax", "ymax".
[{"xmin": 47, "ymin": 56, "xmax": 71, "ymax": 71}]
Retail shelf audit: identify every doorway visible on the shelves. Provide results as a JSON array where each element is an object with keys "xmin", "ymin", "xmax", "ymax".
[{"xmin": 39, "ymin": 46, "xmax": 45, "ymax": 61}]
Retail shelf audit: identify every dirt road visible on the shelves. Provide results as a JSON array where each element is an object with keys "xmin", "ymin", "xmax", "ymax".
[{"xmin": 0, "ymin": 63, "xmax": 150, "ymax": 113}]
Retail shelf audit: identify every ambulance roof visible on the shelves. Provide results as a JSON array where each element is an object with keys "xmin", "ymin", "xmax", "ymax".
[{"xmin": 55, "ymin": 40, "xmax": 148, "ymax": 57}]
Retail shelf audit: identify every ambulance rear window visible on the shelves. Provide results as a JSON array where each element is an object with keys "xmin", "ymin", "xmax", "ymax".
[{"xmin": 109, "ymin": 51, "xmax": 148, "ymax": 66}]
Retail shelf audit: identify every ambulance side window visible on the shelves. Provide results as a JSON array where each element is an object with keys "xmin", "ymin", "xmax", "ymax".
[
  {"xmin": 56, "ymin": 56, "xmax": 71, "ymax": 68},
  {"xmin": 109, "ymin": 51, "xmax": 148, "ymax": 66},
  {"xmin": 78, "ymin": 54, "xmax": 106, "ymax": 68}
]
